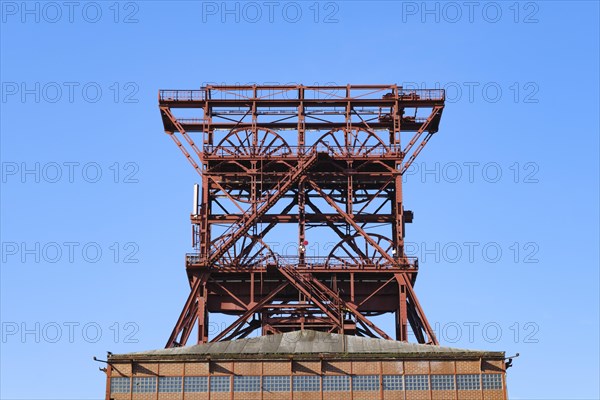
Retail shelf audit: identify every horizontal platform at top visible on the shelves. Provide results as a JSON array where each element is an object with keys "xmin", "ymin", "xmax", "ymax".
[{"xmin": 159, "ymin": 85, "xmax": 445, "ymax": 108}]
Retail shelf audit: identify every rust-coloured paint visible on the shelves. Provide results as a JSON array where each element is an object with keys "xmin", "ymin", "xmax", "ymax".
[{"xmin": 158, "ymin": 85, "xmax": 445, "ymax": 348}]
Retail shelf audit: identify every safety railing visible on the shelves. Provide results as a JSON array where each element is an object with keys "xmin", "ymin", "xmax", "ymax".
[
  {"xmin": 201, "ymin": 144, "xmax": 403, "ymax": 158},
  {"xmin": 175, "ymin": 117, "xmax": 428, "ymax": 129},
  {"xmin": 279, "ymin": 255, "xmax": 417, "ymax": 269},
  {"xmin": 159, "ymin": 90, "xmax": 205, "ymax": 101},
  {"xmin": 186, "ymin": 253, "xmax": 418, "ymax": 270},
  {"xmin": 160, "ymin": 87, "xmax": 444, "ymax": 102},
  {"xmin": 397, "ymin": 89, "xmax": 445, "ymax": 101},
  {"xmin": 177, "ymin": 118, "xmax": 203, "ymax": 124}
]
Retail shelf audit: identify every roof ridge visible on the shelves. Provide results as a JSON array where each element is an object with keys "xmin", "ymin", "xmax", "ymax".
[{"xmin": 110, "ymin": 330, "xmax": 504, "ymax": 360}]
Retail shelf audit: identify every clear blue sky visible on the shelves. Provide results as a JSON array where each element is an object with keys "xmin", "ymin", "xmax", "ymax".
[{"xmin": 1, "ymin": 1, "xmax": 598, "ymax": 398}]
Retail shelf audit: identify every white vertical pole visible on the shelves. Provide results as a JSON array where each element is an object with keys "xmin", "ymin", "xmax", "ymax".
[{"xmin": 193, "ymin": 183, "xmax": 199, "ymax": 215}]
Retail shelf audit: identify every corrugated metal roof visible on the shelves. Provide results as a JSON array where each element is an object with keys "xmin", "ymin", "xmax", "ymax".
[{"xmin": 109, "ymin": 330, "xmax": 504, "ymax": 361}]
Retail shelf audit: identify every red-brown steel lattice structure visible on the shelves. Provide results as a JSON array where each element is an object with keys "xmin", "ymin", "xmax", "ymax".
[{"xmin": 159, "ymin": 85, "xmax": 445, "ymax": 347}]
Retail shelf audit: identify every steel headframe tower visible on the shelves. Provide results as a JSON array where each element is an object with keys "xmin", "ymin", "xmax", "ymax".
[{"xmin": 159, "ymin": 84, "xmax": 445, "ymax": 347}]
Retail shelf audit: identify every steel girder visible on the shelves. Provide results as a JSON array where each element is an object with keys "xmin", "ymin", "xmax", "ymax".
[{"xmin": 160, "ymin": 85, "xmax": 444, "ymax": 348}]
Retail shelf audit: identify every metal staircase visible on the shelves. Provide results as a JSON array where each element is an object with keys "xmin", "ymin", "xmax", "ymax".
[
  {"xmin": 278, "ymin": 262, "xmax": 392, "ymax": 339},
  {"xmin": 277, "ymin": 263, "xmax": 344, "ymax": 330},
  {"xmin": 208, "ymin": 150, "xmax": 321, "ymax": 266}
]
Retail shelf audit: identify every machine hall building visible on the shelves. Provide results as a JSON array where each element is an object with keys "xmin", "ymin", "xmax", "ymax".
[{"xmin": 105, "ymin": 330, "xmax": 507, "ymax": 400}]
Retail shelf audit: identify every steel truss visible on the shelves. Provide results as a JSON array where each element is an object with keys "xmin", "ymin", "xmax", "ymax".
[{"xmin": 159, "ymin": 85, "xmax": 445, "ymax": 347}]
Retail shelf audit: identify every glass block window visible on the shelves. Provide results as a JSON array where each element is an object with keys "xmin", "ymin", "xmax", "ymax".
[
  {"xmin": 184, "ymin": 376, "xmax": 208, "ymax": 392},
  {"xmin": 457, "ymin": 374, "xmax": 480, "ymax": 390},
  {"xmin": 352, "ymin": 375, "xmax": 379, "ymax": 391},
  {"xmin": 482, "ymin": 374, "xmax": 503, "ymax": 390},
  {"xmin": 405, "ymin": 374, "xmax": 429, "ymax": 390},
  {"xmin": 234, "ymin": 376, "xmax": 260, "ymax": 392},
  {"xmin": 431, "ymin": 374, "xmax": 454, "ymax": 390},
  {"xmin": 210, "ymin": 376, "xmax": 231, "ymax": 392},
  {"xmin": 133, "ymin": 377, "xmax": 156, "ymax": 392},
  {"xmin": 158, "ymin": 376, "xmax": 181, "ymax": 392},
  {"xmin": 263, "ymin": 376, "xmax": 290, "ymax": 392},
  {"xmin": 293, "ymin": 375, "xmax": 320, "ymax": 391},
  {"xmin": 382, "ymin": 375, "xmax": 403, "ymax": 391},
  {"xmin": 110, "ymin": 377, "xmax": 130, "ymax": 393},
  {"xmin": 323, "ymin": 375, "xmax": 350, "ymax": 391}
]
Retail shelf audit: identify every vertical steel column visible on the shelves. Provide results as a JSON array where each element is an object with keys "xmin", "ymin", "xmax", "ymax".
[
  {"xmin": 204, "ymin": 86, "xmax": 213, "ymax": 145},
  {"xmin": 298, "ymin": 85, "xmax": 305, "ymax": 148},
  {"xmin": 397, "ymin": 282, "xmax": 408, "ymax": 341},
  {"xmin": 392, "ymin": 85, "xmax": 401, "ymax": 146},
  {"xmin": 347, "ymin": 162, "xmax": 353, "ymax": 216},
  {"xmin": 252, "ymin": 85, "xmax": 258, "ymax": 135},
  {"xmin": 251, "ymin": 161, "xmax": 258, "ymax": 216},
  {"xmin": 393, "ymin": 86, "xmax": 404, "ymax": 255},
  {"xmin": 298, "ymin": 180, "xmax": 306, "ymax": 265},
  {"xmin": 394, "ymin": 171, "xmax": 405, "ymax": 255},
  {"xmin": 199, "ymin": 176, "xmax": 211, "ymax": 257},
  {"xmin": 345, "ymin": 84, "xmax": 351, "ymax": 132},
  {"xmin": 197, "ymin": 283, "xmax": 208, "ymax": 343}
]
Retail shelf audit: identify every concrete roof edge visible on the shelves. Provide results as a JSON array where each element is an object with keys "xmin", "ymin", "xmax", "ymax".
[
  {"xmin": 108, "ymin": 330, "xmax": 506, "ymax": 363},
  {"xmin": 109, "ymin": 351, "xmax": 506, "ymax": 363}
]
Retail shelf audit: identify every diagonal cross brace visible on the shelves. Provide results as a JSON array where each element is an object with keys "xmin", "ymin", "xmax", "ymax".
[
  {"xmin": 160, "ymin": 106, "xmax": 204, "ymax": 175},
  {"xmin": 166, "ymin": 271, "xmax": 210, "ymax": 347},
  {"xmin": 306, "ymin": 272, "xmax": 392, "ymax": 340},
  {"xmin": 308, "ymin": 179, "xmax": 398, "ymax": 265},
  {"xmin": 401, "ymin": 105, "xmax": 444, "ymax": 175},
  {"xmin": 279, "ymin": 264, "xmax": 392, "ymax": 340},
  {"xmin": 278, "ymin": 265, "xmax": 343, "ymax": 327},
  {"xmin": 308, "ymin": 179, "xmax": 438, "ymax": 345},
  {"xmin": 211, "ymin": 281, "xmax": 290, "ymax": 342},
  {"xmin": 208, "ymin": 151, "xmax": 319, "ymax": 266}
]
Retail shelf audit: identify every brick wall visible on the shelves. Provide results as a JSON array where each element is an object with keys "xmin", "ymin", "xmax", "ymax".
[{"xmin": 107, "ymin": 358, "xmax": 507, "ymax": 400}]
